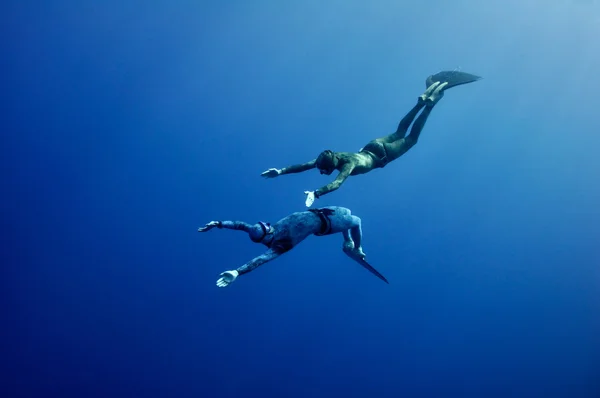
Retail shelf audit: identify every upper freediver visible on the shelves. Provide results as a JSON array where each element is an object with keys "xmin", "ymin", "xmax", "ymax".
[{"xmin": 261, "ymin": 71, "xmax": 481, "ymax": 207}]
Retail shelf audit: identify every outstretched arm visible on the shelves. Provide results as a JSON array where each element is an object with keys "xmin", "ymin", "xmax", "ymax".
[
  {"xmin": 236, "ymin": 249, "xmax": 281, "ymax": 275},
  {"xmin": 315, "ymin": 163, "xmax": 354, "ymax": 198},
  {"xmin": 215, "ymin": 249, "xmax": 281, "ymax": 288},
  {"xmin": 304, "ymin": 164, "xmax": 355, "ymax": 207},
  {"xmin": 261, "ymin": 159, "xmax": 316, "ymax": 178},
  {"xmin": 198, "ymin": 220, "xmax": 253, "ymax": 233},
  {"xmin": 281, "ymin": 159, "xmax": 317, "ymax": 175}
]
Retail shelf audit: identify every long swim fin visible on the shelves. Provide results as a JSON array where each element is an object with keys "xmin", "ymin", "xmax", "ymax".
[
  {"xmin": 425, "ymin": 70, "xmax": 481, "ymax": 90},
  {"xmin": 355, "ymin": 258, "xmax": 389, "ymax": 284}
]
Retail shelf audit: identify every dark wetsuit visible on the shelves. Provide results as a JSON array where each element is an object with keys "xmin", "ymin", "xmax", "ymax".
[
  {"xmin": 216, "ymin": 208, "xmax": 338, "ymax": 275},
  {"xmin": 263, "ymin": 236, "xmax": 294, "ymax": 255},
  {"xmin": 217, "ymin": 220, "xmax": 294, "ymax": 275},
  {"xmin": 203, "ymin": 206, "xmax": 391, "ymax": 283}
]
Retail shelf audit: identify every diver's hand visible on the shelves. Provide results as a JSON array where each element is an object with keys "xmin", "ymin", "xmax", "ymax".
[
  {"xmin": 261, "ymin": 168, "xmax": 282, "ymax": 178},
  {"xmin": 304, "ymin": 191, "xmax": 316, "ymax": 207},
  {"xmin": 198, "ymin": 221, "xmax": 221, "ymax": 232},
  {"xmin": 216, "ymin": 270, "xmax": 238, "ymax": 288}
]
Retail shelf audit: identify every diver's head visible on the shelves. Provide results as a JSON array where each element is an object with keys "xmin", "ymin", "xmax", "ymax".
[
  {"xmin": 316, "ymin": 150, "xmax": 337, "ymax": 175},
  {"xmin": 249, "ymin": 221, "xmax": 274, "ymax": 244}
]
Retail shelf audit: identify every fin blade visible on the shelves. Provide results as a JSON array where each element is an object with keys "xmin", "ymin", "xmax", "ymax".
[
  {"xmin": 355, "ymin": 258, "xmax": 389, "ymax": 284},
  {"xmin": 426, "ymin": 70, "xmax": 482, "ymax": 90}
]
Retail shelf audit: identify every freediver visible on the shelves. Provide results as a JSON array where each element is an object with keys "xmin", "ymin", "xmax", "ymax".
[
  {"xmin": 260, "ymin": 71, "xmax": 481, "ymax": 207},
  {"xmin": 197, "ymin": 206, "xmax": 388, "ymax": 287}
]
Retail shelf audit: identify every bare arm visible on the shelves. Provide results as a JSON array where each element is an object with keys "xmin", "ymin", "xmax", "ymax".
[
  {"xmin": 314, "ymin": 163, "xmax": 355, "ymax": 198},
  {"xmin": 280, "ymin": 159, "xmax": 317, "ymax": 175},
  {"xmin": 236, "ymin": 249, "xmax": 281, "ymax": 275}
]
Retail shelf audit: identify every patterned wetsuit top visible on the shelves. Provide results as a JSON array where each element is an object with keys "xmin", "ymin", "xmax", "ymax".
[
  {"xmin": 218, "ymin": 220, "xmax": 252, "ymax": 231},
  {"xmin": 235, "ymin": 236, "xmax": 293, "ymax": 275},
  {"xmin": 264, "ymin": 236, "xmax": 294, "ymax": 254}
]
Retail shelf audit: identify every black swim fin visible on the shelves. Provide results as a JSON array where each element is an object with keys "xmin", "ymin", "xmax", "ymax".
[
  {"xmin": 355, "ymin": 258, "xmax": 389, "ymax": 284},
  {"xmin": 426, "ymin": 70, "xmax": 481, "ymax": 90}
]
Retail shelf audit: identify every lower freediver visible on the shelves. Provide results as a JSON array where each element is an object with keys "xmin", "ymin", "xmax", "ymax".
[{"xmin": 197, "ymin": 206, "xmax": 388, "ymax": 287}]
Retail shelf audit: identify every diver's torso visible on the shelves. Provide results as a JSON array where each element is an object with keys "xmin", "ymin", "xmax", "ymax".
[
  {"xmin": 269, "ymin": 212, "xmax": 322, "ymax": 250},
  {"xmin": 338, "ymin": 152, "xmax": 375, "ymax": 175}
]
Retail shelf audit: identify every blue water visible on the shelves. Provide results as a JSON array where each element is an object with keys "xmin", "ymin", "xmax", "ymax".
[{"xmin": 3, "ymin": 1, "xmax": 600, "ymax": 397}]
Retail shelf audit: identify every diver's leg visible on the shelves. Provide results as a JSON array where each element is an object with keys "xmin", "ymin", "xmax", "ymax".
[
  {"xmin": 384, "ymin": 83, "xmax": 446, "ymax": 162},
  {"xmin": 403, "ymin": 82, "xmax": 447, "ymax": 143},
  {"xmin": 391, "ymin": 101, "xmax": 427, "ymax": 140},
  {"xmin": 339, "ymin": 214, "xmax": 364, "ymax": 257},
  {"xmin": 369, "ymin": 102, "xmax": 425, "ymax": 148},
  {"xmin": 349, "ymin": 216, "xmax": 363, "ymax": 250},
  {"xmin": 346, "ymin": 216, "xmax": 366, "ymax": 259},
  {"xmin": 405, "ymin": 104, "xmax": 434, "ymax": 143},
  {"xmin": 382, "ymin": 82, "xmax": 448, "ymax": 159},
  {"xmin": 382, "ymin": 98, "xmax": 438, "ymax": 160},
  {"xmin": 377, "ymin": 81, "xmax": 442, "ymax": 144},
  {"xmin": 327, "ymin": 207, "xmax": 353, "ymax": 233},
  {"xmin": 342, "ymin": 230, "xmax": 355, "ymax": 253}
]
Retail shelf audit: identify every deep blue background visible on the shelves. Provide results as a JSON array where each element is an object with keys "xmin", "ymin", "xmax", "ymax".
[{"xmin": 2, "ymin": 1, "xmax": 599, "ymax": 397}]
